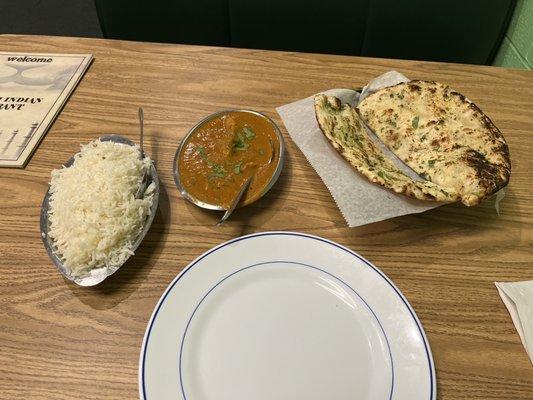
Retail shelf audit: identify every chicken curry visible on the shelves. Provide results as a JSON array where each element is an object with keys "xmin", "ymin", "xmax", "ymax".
[{"xmin": 177, "ymin": 111, "xmax": 281, "ymax": 209}]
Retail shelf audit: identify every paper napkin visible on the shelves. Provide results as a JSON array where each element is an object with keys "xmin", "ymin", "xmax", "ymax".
[{"xmin": 495, "ymin": 280, "xmax": 533, "ymax": 364}]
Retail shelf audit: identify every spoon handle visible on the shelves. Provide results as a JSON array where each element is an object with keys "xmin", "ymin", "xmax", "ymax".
[
  {"xmin": 138, "ymin": 107, "xmax": 144, "ymax": 153},
  {"xmin": 135, "ymin": 107, "xmax": 148, "ymax": 199},
  {"xmin": 217, "ymin": 176, "xmax": 253, "ymax": 226}
]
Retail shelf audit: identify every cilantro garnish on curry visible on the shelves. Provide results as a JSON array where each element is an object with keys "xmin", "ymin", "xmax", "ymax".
[{"xmin": 178, "ymin": 111, "xmax": 280, "ymax": 209}]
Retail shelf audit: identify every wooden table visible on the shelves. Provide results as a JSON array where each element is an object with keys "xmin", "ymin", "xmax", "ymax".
[{"xmin": 0, "ymin": 35, "xmax": 531, "ymax": 399}]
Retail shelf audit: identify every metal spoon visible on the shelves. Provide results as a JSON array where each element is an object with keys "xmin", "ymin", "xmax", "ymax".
[
  {"xmin": 135, "ymin": 107, "xmax": 148, "ymax": 199},
  {"xmin": 216, "ymin": 176, "xmax": 253, "ymax": 226},
  {"xmin": 216, "ymin": 139, "xmax": 275, "ymax": 225}
]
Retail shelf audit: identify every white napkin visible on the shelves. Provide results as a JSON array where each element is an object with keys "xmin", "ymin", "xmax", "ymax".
[{"xmin": 495, "ymin": 280, "xmax": 533, "ymax": 364}]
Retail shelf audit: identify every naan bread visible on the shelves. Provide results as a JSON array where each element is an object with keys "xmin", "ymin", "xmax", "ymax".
[
  {"xmin": 314, "ymin": 94, "xmax": 458, "ymax": 202},
  {"xmin": 358, "ymin": 81, "xmax": 511, "ymax": 206}
]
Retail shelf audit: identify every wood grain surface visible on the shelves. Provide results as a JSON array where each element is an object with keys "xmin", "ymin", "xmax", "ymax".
[{"xmin": 0, "ymin": 35, "xmax": 531, "ymax": 399}]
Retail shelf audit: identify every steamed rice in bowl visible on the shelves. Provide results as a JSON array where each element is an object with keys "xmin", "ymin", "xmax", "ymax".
[{"xmin": 47, "ymin": 138, "xmax": 155, "ymax": 279}]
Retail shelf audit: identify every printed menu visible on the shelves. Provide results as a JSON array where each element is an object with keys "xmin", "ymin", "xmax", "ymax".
[{"xmin": 0, "ymin": 52, "xmax": 93, "ymax": 167}]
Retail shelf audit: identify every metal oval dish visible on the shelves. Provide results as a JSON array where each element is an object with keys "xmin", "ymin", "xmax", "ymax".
[
  {"xmin": 40, "ymin": 134, "xmax": 160, "ymax": 287},
  {"xmin": 172, "ymin": 110, "xmax": 285, "ymax": 211}
]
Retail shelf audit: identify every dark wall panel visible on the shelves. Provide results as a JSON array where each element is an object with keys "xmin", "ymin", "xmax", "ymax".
[
  {"xmin": 361, "ymin": 0, "xmax": 515, "ymax": 64},
  {"xmin": 0, "ymin": 0, "xmax": 102, "ymax": 38}
]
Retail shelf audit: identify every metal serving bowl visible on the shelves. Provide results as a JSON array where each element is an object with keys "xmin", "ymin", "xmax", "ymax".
[
  {"xmin": 40, "ymin": 134, "xmax": 160, "ymax": 287},
  {"xmin": 172, "ymin": 110, "xmax": 285, "ymax": 211}
]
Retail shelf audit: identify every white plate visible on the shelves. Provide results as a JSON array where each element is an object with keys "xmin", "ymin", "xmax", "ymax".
[{"xmin": 139, "ymin": 232, "xmax": 436, "ymax": 400}]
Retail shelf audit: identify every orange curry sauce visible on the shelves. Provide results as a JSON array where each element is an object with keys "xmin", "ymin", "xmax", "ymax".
[{"xmin": 178, "ymin": 111, "xmax": 280, "ymax": 209}]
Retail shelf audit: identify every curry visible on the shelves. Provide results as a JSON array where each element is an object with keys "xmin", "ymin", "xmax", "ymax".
[{"xmin": 177, "ymin": 111, "xmax": 282, "ymax": 209}]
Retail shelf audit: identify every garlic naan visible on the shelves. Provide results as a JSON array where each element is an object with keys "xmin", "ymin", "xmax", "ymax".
[
  {"xmin": 358, "ymin": 81, "xmax": 510, "ymax": 206},
  {"xmin": 314, "ymin": 94, "xmax": 458, "ymax": 202}
]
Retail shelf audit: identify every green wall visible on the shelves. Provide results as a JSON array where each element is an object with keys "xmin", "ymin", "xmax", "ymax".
[{"xmin": 493, "ymin": 0, "xmax": 533, "ymax": 69}]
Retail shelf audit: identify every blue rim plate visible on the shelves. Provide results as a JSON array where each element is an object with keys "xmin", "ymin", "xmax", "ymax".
[{"xmin": 139, "ymin": 232, "xmax": 436, "ymax": 400}]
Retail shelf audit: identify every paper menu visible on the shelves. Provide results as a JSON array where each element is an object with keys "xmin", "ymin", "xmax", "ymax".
[{"xmin": 0, "ymin": 52, "xmax": 93, "ymax": 167}]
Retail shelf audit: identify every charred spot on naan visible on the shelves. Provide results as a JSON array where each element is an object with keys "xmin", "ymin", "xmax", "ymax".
[
  {"xmin": 462, "ymin": 150, "xmax": 508, "ymax": 203},
  {"xmin": 408, "ymin": 83, "xmax": 422, "ymax": 92}
]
